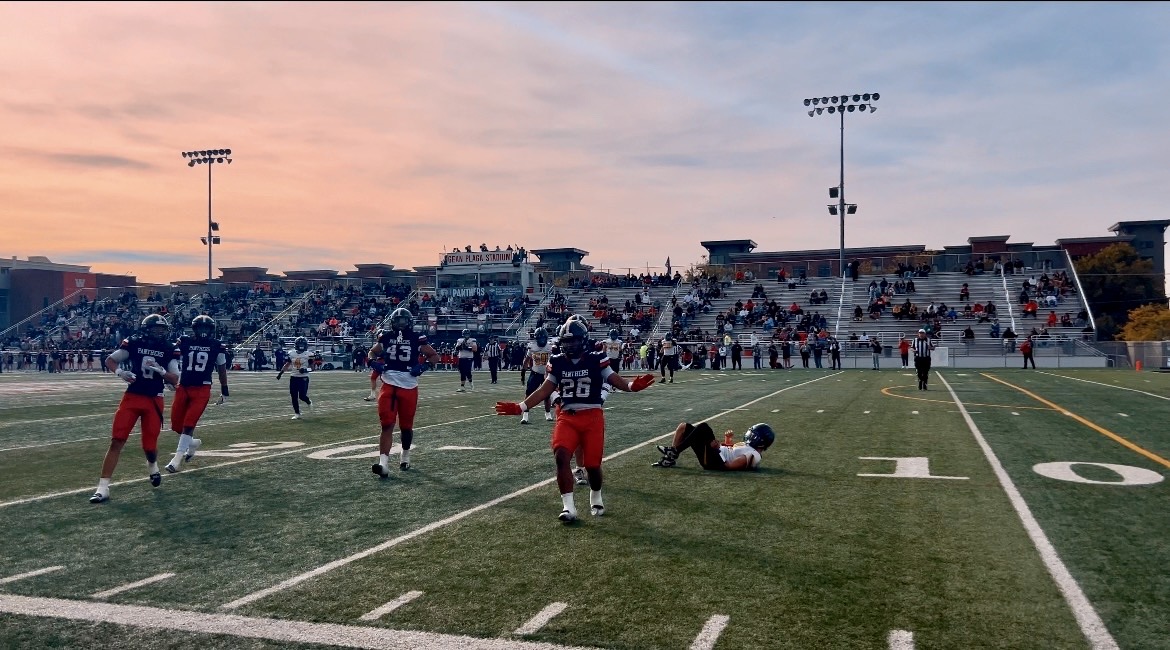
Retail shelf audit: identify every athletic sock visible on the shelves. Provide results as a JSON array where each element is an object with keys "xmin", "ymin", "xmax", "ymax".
[
  {"xmin": 379, "ymin": 453, "xmax": 390, "ymax": 471},
  {"xmin": 589, "ymin": 489, "xmax": 603, "ymax": 508},
  {"xmin": 148, "ymin": 461, "xmax": 159, "ymax": 475},
  {"xmin": 176, "ymin": 433, "xmax": 193, "ymax": 454},
  {"xmin": 97, "ymin": 478, "xmax": 110, "ymax": 495},
  {"xmin": 400, "ymin": 449, "xmax": 411, "ymax": 465},
  {"xmin": 561, "ymin": 492, "xmax": 576, "ymax": 515}
]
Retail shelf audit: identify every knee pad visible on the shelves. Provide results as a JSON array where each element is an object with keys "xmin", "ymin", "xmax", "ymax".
[{"xmin": 400, "ymin": 428, "xmax": 413, "ymax": 450}]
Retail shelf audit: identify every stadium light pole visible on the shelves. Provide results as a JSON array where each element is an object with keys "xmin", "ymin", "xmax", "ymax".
[
  {"xmin": 803, "ymin": 93, "xmax": 878, "ymax": 278},
  {"xmin": 181, "ymin": 149, "xmax": 233, "ymax": 287}
]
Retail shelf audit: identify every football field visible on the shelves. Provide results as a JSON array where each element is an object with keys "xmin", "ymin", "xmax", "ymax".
[{"xmin": 0, "ymin": 366, "xmax": 1167, "ymax": 649}]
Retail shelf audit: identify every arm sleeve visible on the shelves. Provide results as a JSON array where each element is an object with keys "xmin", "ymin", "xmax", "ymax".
[
  {"xmin": 167, "ymin": 359, "xmax": 181, "ymax": 375},
  {"xmin": 108, "ymin": 349, "xmax": 129, "ymax": 363}
]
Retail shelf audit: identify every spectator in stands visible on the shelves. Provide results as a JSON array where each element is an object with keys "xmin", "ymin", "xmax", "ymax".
[
  {"xmin": 989, "ymin": 320, "xmax": 1001, "ymax": 339},
  {"xmin": 959, "ymin": 283, "xmax": 970, "ymax": 302},
  {"xmin": 1046, "ymin": 311, "xmax": 1058, "ymax": 328},
  {"xmin": 1002, "ymin": 326, "xmax": 1018, "ymax": 353}
]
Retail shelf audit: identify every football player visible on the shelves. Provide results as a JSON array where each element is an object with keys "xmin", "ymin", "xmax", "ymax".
[
  {"xmin": 600, "ymin": 329, "xmax": 623, "ymax": 403},
  {"xmin": 370, "ymin": 308, "xmax": 440, "ymax": 476},
  {"xmin": 164, "ymin": 315, "xmax": 229, "ymax": 473},
  {"xmin": 90, "ymin": 314, "xmax": 180, "ymax": 503},
  {"xmin": 495, "ymin": 319, "xmax": 655, "ymax": 524},
  {"xmin": 520, "ymin": 328, "xmax": 555, "ymax": 424},
  {"xmin": 364, "ymin": 354, "xmax": 384, "ymax": 402},
  {"xmin": 659, "ymin": 333, "xmax": 678, "ymax": 384},
  {"xmin": 277, "ymin": 337, "xmax": 314, "ymax": 419},
  {"xmin": 454, "ymin": 328, "xmax": 478, "ymax": 392},
  {"xmin": 653, "ymin": 422, "xmax": 775, "ymax": 471}
]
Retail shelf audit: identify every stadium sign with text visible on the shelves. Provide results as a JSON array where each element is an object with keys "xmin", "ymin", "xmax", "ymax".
[{"xmin": 443, "ymin": 252, "xmax": 515, "ymax": 265}]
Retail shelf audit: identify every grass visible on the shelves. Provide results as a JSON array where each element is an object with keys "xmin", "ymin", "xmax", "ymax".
[{"xmin": 0, "ymin": 366, "xmax": 1168, "ymax": 649}]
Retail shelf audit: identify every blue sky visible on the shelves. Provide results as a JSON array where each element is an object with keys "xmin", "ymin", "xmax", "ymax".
[{"xmin": 1, "ymin": 2, "xmax": 1167, "ymax": 283}]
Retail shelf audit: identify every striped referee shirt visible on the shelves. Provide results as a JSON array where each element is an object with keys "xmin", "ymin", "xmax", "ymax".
[
  {"xmin": 912, "ymin": 337, "xmax": 933, "ymax": 358},
  {"xmin": 486, "ymin": 343, "xmax": 500, "ymax": 358}
]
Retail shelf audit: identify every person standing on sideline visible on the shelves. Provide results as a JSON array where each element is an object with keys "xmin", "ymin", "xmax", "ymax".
[
  {"xmin": 486, "ymin": 335, "xmax": 501, "ymax": 384},
  {"xmin": 1021, "ymin": 335, "xmax": 1036, "ymax": 369},
  {"xmin": 277, "ymin": 337, "xmax": 314, "ymax": 419},
  {"xmin": 829, "ymin": 336, "xmax": 842, "ymax": 370},
  {"xmin": 898, "ymin": 337, "xmax": 911, "ymax": 369},
  {"xmin": 370, "ymin": 308, "xmax": 441, "ymax": 476},
  {"xmin": 165, "ymin": 315, "xmax": 229, "ymax": 473},
  {"xmin": 912, "ymin": 328, "xmax": 936, "ymax": 390},
  {"xmin": 494, "ymin": 319, "xmax": 655, "ymax": 524},
  {"xmin": 455, "ymin": 328, "xmax": 478, "ymax": 391},
  {"xmin": 870, "ymin": 337, "xmax": 883, "ymax": 370},
  {"xmin": 90, "ymin": 315, "xmax": 180, "ymax": 503}
]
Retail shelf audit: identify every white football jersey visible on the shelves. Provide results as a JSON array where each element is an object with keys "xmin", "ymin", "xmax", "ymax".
[
  {"xmin": 662, "ymin": 339, "xmax": 678, "ymax": 356},
  {"xmin": 287, "ymin": 350, "xmax": 313, "ymax": 376},
  {"xmin": 603, "ymin": 339, "xmax": 623, "ymax": 360},
  {"xmin": 719, "ymin": 443, "xmax": 761, "ymax": 469},
  {"xmin": 456, "ymin": 337, "xmax": 477, "ymax": 359},
  {"xmin": 526, "ymin": 341, "xmax": 554, "ymax": 375}
]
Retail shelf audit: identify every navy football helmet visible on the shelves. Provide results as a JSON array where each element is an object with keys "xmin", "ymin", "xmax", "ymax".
[
  {"xmin": 191, "ymin": 315, "xmax": 216, "ymax": 340},
  {"xmin": 744, "ymin": 423, "xmax": 775, "ymax": 451},
  {"xmin": 294, "ymin": 336, "xmax": 309, "ymax": 353},
  {"xmin": 389, "ymin": 308, "xmax": 413, "ymax": 334},
  {"xmin": 461, "ymin": 328, "xmax": 471, "ymax": 338},
  {"xmin": 609, "ymin": 328, "xmax": 620, "ymax": 341},
  {"xmin": 141, "ymin": 314, "xmax": 169, "ymax": 340},
  {"xmin": 534, "ymin": 328, "xmax": 549, "ymax": 347},
  {"xmin": 557, "ymin": 319, "xmax": 590, "ymax": 357}
]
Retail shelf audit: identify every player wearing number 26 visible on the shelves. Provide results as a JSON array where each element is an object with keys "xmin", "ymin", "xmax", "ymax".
[
  {"xmin": 165, "ymin": 315, "xmax": 230, "ymax": 474},
  {"xmin": 90, "ymin": 314, "xmax": 181, "ymax": 504},
  {"xmin": 495, "ymin": 319, "xmax": 655, "ymax": 524}
]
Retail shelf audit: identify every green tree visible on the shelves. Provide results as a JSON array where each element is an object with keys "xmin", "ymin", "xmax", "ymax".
[
  {"xmin": 1073, "ymin": 243, "xmax": 1164, "ymax": 340},
  {"xmin": 1120, "ymin": 303, "xmax": 1170, "ymax": 341}
]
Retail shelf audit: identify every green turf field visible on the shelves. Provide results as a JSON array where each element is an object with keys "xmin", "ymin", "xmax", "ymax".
[{"xmin": 0, "ymin": 366, "xmax": 1167, "ymax": 649}]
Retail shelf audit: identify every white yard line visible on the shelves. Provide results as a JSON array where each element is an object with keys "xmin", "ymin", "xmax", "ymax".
[
  {"xmin": 0, "ymin": 413, "xmax": 495, "ymax": 509},
  {"xmin": 887, "ymin": 629, "xmax": 915, "ymax": 650},
  {"xmin": 937, "ymin": 371, "xmax": 1119, "ymax": 650},
  {"xmin": 513, "ymin": 602, "xmax": 568, "ymax": 635},
  {"xmin": 689, "ymin": 614, "xmax": 730, "ymax": 650},
  {"xmin": 0, "ymin": 566, "xmax": 64, "ymax": 585},
  {"xmin": 359, "ymin": 590, "xmax": 424, "ymax": 621},
  {"xmin": 221, "ymin": 373, "xmax": 841, "ymax": 611},
  {"xmin": 1036, "ymin": 371, "xmax": 1170, "ymax": 401},
  {"xmin": 0, "ymin": 594, "xmax": 598, "ymax": 650},
  {"xmin": 91, "ymin": 573, "xmax": 174, "ymax": 599}
]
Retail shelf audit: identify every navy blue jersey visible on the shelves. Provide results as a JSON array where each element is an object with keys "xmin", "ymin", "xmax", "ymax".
[
  {"xmin": 174, "ymin": 336, "xmax": 227, "ymax": 387},
  {"xmin": 546, "ymin": 350, "xmax": 613, "ymax": 410},
  {"xmin": 119, "ymin": 335, "xmax": 176, "ymax": 398},
  {"xmin": 377, "ymin": 329, "xmax": 428, "ymax": 374}
]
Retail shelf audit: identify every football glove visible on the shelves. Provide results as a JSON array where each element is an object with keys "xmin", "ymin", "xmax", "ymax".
[
  {"xmin": 495, "ymin": 401, "xmax": 526, "ymax": 416},
  {"xmin": 116, "ymin": 369, "xmax": 136, "ymax": 383},
  {"xmin": 276, "ymin": 372, "xmax": 283, "ymax": 380},
  {"xmin": 409, "ymin": 362, "xmax": 429, "ymax": 377},
  {"xmin": 630, "ymin": 374, "xmax": 656, "ymax": 392},
  {"xmin": 144, "ymin": 359, "xmax": 166, "ymax": 374}
]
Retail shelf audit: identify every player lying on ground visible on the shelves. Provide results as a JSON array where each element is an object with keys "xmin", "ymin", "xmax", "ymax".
[{"xmin": 653, "ymin": 422, "xmax": 775, "ymax": 471}]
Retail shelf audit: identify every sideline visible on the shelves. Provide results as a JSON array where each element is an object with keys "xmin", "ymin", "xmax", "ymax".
[{"xmin": 937, "ymin": 371, "xmax": 1118, "ymax": 650}]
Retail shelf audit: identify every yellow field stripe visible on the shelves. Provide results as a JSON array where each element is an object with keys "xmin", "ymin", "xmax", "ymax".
[{"xmin": 981, "ymin": 373, "xmax": 1170, "ymax": 469}]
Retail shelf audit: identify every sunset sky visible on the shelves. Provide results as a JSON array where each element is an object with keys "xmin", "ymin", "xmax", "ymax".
[{"xmin": 2, "ymin": 2, "xmax": 1168, "ymax": 285}]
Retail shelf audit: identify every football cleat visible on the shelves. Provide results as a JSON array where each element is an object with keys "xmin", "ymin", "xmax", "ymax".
[
  {"xmin": 164, "ymin": 462, "xmax": 179, "ymax": 474},
  {"xmin": 558, "ymin": 509, "xmax": 577, "ymax": 524},
  {"xmin": 652, "ymin": 458, "xmax": 676, "ymax": 468},
  {"xmin": 574, "ymin": 467, "xmax": 587, "ymax": 485},
  {"xmin": 372, "ymin": 463, "xmax": 389, "ymax": 478},
  {"xmin": 291, "ymin": 414, "xmax": 301, "ymax": 420},
  {"xmin": 184, "ymin": 439, "xmax": 202, "ymax": 463},
  {"xmin": 545, "ymin": 412, "xmax": 554, "ymax": 422},
  {"xmin": 149, "ymin": 472, "xmax": 162, "ymax": 487},
  {"xmin": 399, "ymin": 461, "xmax": 410, "ymax": 471},
  {"xmin": 590, "ymin": 504, "xmax": 605, "ymax": 517},
  {"xmin": 363, "ymin": 395, "xmax": 375, "ymax": 402},
  {"xmin": 456, "ymin": 387, "xmax": 466, "ymax": 393},
  {"xmin": 89, "ymin": 491, "xmax": 108, "ymax": 504}
]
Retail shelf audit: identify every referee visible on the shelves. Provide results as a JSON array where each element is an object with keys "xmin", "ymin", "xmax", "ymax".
[
  {"xmin": 486, "ymin": 336, "xmax": 501, "ymax": 384},
  {"xmin": 912, "ymin": 328, "xmax": 936, "ymax": 390}
]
